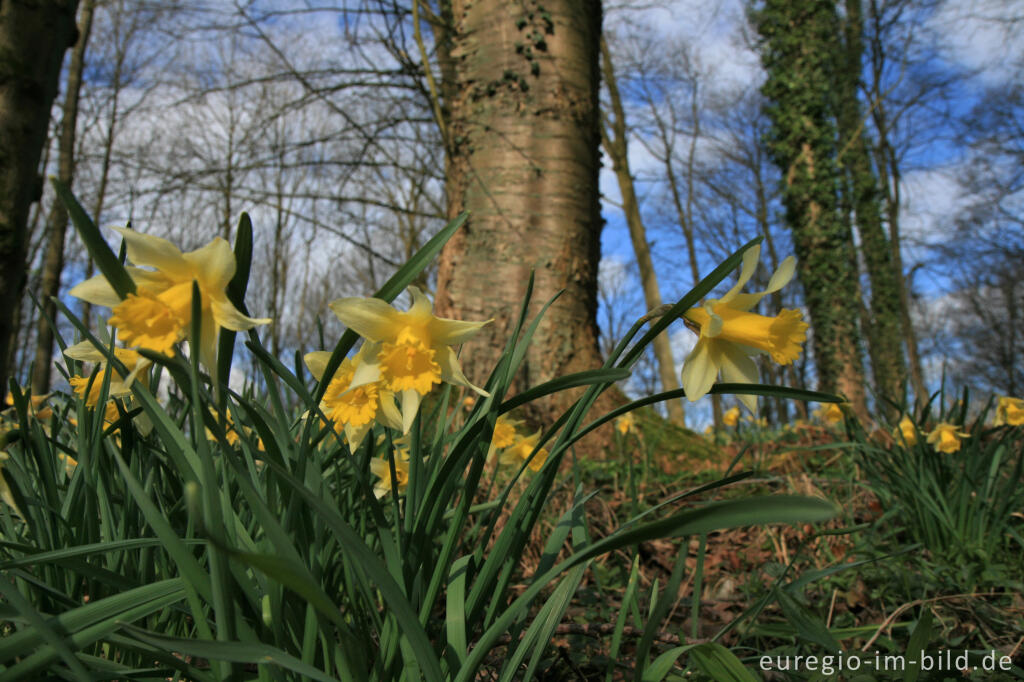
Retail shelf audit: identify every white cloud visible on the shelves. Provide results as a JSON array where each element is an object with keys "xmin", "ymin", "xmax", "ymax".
[
  {"xmin": 900, "ymin": 168, "xmax": 965, "ymax": 245},
  {"xmin": 931, "ymin": 0, "xmax": 1024, "ymax": 84}
]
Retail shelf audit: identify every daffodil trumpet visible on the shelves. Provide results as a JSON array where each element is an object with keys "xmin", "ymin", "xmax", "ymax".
[{"xmin": 304, "ymin": 345, "xmax": 403, "ymax": 450}]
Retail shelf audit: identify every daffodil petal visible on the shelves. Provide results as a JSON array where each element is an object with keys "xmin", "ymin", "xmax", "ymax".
[
  {"xmin": 407, "ymin": 286, "xmax": 433, "ymax": 317},
  {"xmin": 722, "ymin": 244, "xmax": 761, "ymax": 302},
  {"xmin": 378, "ymin": 392, "xmax": 404, "ymax": 431},
  {"xmin": 429, "ymin": 317, "xmax": 491, "ymax": 346},
  {"xmin": 64, "ymin": 340, "xmax": 108, "ymax": 363},
  {"xmin": 399, "ymin": 388, "xmax": 421, "ymax": 433},
  {"xmin": 349, "ymin": 353, "xmax": 382, "ymax": 389},
  {"xmin": 718, "ymin": 344, "xmax": 760, "ymax": 413},
  {"xmin": 329, "ymin": 297, "xmax": 400, "ymax": 342},
  {"xmin": 704, "ymin": 303, "xmax": 724, "ymax": 337},
  {"xmin": 726, "ymin": 292, "xmax": 762, "ymax": 312},
  {"xmin": 729, "ymin": 256, "xmax": 798, "ymax": 312},
  {"xmin": 127, "ymin": 267, "xmax": 176, "ymax": 292},
  {"xmin": 186, "ymin": 237, "xmax": 236, "ymax": 291},
  {"xmin": 304, "ymin": 351, "xmax": 332, "ymax": 381},
  {"xmin": 345, "ymin": 422, "xmax": 373, "ymax": 452},
  {"xmin": 111, "ymin": 226, "xmax": 192, "ymax": 280},
  {"xmin": 681, "ymin": 339, "xmax": 719, "ymax": 403},
  {"xmin": 766, "ymin": 256, "xmax": 796, "ymax": 293},
  {"xmin": 69, "ymin": 274, "xmax": 122, "ymax": 307},
  {"xmin": 198, "ymin": 308, "xmax": 219, "ymax": 379},
  {"xmin": 438, "ymin": 347, "xmax": 490, "ymax": 396},
  {"xmin": 211, "ymin": 297, "xmax": 272, "ymax": 332}
]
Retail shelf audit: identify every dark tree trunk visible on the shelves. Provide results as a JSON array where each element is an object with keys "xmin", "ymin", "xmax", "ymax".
[
  {"xmin": 32, "ymin": 0, "xmax": 95, "ymax": 394},
  {"xmin": 0, "ymin": 0, "xmax": 79, "ymax": 394}
]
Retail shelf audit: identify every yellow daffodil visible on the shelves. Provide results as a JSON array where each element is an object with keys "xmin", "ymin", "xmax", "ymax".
[
  {"xmin": 369, "ymin": 449, "xmax": 410, "ymax": 498},
  {"xmin": 57, "ymin": 453, "xmax": 78, "ymax": 477},
  {"xmin": 994, "ymin": 396, "xmax": 1024, "ymax": 426},
  {"xmin": 65, "ymin": 340, "xmax": 150, "ymax": 403},
  {"xmin": 69, "ymin": 226, "xmax": 270, "ymax": 373},
  {"xmin": 814, "ymin": 403, "xmax": 844, "ymax": 425},
  {"xmin": 305, "ymin": 346, "xmax": 402, "ymax": 450},
  {"xmin": 615, "ymin": 412, "xmax": 637, "ymax": 435},
  {"xmin": 65, "ymin": 340, "xmax": 154, "ymax": 435},
  {"xmin": 722, "ymin": 406, "xmax": 740, "ymax": 427},
  {"xmin": 0, "ymin": 452, "xmax": 22, "ymax": 517},
  {"xmin": 927, "ymin": 422, "xmax": 969, "ymax": 454},
  {"xmin": 499, "ymin": 430, "xmax": 549, "ymax": 473},
  {"xmin": 895, "ymin": 414, "xmax": 917, "ymax": 445},
  {"xmin": 680, "ymin": 245, "xmax": 808, "ymax": 412},
  {"xmin": 489, "ymin": 415, "xmax": 521, "ymax": 451},
  {"xmin": 205, "ymin": 408, "xmax": 264, "ymax": 451},
  {"xmin": 4, "ymin": 391, "xmax": 53, "ymax": 421},
  {"xmin": 328, "ymin": 286, "xmax": 489, "ymax": 431}
]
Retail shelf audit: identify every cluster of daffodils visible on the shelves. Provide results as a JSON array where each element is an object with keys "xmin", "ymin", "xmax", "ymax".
[
  {"xmin": 305, "ymin": 286, "xmax": 490, "ymax": 454},
  {"xmin": 680, "ymin": 245, "xmax": 808, "ymax": 413},
  {"xmin": 890, "ymin": 395, "xmax": 1024, "ymax": 454},
  {"xmin": 487, "ymin": 416, "xmax": 549, "ymax": 473}
]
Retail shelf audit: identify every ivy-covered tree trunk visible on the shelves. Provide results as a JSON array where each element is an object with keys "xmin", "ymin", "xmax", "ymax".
[
  {"xmin": 836, "ymin": 0, "xmax": 905, "ymax": 414},
  {"xmin": 0, "ymin": 0, "xmax": 79, "ymax": 393},
  {"xmin": 435, "ymin": 0, "xmax": 610, "ymax": 430},
  {"xmin": 755, "ymin": 0, "xmax": 868, "ymax": 416}
]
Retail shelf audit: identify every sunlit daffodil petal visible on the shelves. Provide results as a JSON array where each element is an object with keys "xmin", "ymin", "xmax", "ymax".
[
  {"xmin": 994, "ymin": 396, "xmax": 1024, "ymax": 427},
  {"xmin": 370, "ymin": 452, "xmax": 410, "ymax": 499},
  {"xmin": 926, "ymin": 422, "xmax": 969, "ymax": 454},
  {"xmin": 328, "ymin": 286, "xmax": 491, "ymax": 399},
  {"xmin": 499, "ymin": 430, "xmax": 549, "ymax": 473},
  {"xmin": 679, "ymin": 245, "xmax": 808, "ymax": 413},
  {"xmin": 896, "ymin": 415, "xmax": 917, "ymax": 445},
  {"xmin": 69, "ymin": 226, "xmax": 270, "ymax": 372}
]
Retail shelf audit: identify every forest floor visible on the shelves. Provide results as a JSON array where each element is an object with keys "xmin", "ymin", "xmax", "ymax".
[{"xmin": 483, "ymin": 416, "xmax": 1024, "ymax": 680}]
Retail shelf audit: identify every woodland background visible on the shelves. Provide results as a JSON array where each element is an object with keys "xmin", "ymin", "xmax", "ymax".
[{"xmin": 2, "ymin": 0, "xmax": 1022, "ymax": 427}]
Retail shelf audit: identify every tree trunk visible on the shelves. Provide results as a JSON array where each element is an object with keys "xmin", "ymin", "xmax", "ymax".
[
  {"xmin": 599, "ymin": 38, "xmax": 684, "ymax": 425},
  {"xmin": 0, "ymin": 0, "xmax": 79, "ymax": 394},
  {"xmin": 836, "ymin": 0, "xmax": 905, "ymax": 417},
  {"xmin": 756, "ymin": 0, "xmax": 868, "ymax": 418},
  {"xmin": 31, "ymin": 0, "xmax": 95, "ymax": 394},
  {"xmin": 867, "ymin": 0, "xmax": 927, "ymax": 407},
  {"xmin": 436, "ymin": 0, "xmax": 612, "ymax": 437}
]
